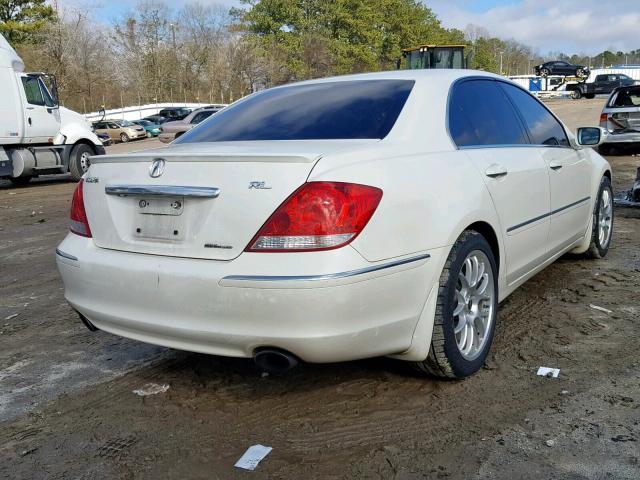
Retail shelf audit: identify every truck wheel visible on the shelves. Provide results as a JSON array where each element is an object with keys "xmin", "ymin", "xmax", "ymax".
[
  {"xmin": 69, "ymin": 144, "xmax": 94, "ymax": 181},
  {"xmin": 9, "ymin": 176, "xmax": 32, "ymax": 186},
  {"xmin": 120, "ymin": 133, "xmax": 129, "ymax": 143},
  {"xmin": 571, "ymin": 89, "xmax": 582, "ymax": 100},
  {"xmin": 576, "ymin": 68, "xmax": 584, "ymax": 77}
]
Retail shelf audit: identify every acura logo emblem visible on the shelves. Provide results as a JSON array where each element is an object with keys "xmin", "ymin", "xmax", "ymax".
[{"xmin": 149, "ymin": 158, "xmax": 166, "ymax": 178}]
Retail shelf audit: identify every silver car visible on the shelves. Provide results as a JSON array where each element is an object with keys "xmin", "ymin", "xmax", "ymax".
[
  {"xmin": 158, "ymin": 107, "xmax": 222, "ymax": 143},
  {"xmin": 599, "ymin": 85, "xmax": 640, "ymax": 154}
]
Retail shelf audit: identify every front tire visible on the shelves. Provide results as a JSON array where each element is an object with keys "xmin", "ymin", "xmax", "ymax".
[
  {"xmin": 120, "ymin": 133, "xmax": 129, "ymax": 143},
  {"xmin": 9, "ymin": 176, "xmax": 32, "ymax": 186},
  {"xmin": 586, "ymin": 176, "xmax": 613, "ymax": 259},
  {"xmin": 414, "ymin": 231, "xmax": 498, "ymax": 379},
  {"xmin": 69, "ymin": 144, "xmax": 94, "ymax": 181},
  {"xmin": 540, "ymin": 68, "xmax": 549, "ymax": 77}
]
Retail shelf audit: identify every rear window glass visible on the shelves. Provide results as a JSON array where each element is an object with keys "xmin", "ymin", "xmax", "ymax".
[
  {"xmin": 175, "ymin": 80, "xmax": 414, "ymax": 143},
  {"xmin": 610, "ymin": 87, "xmax": 640, "ymax": 107}
]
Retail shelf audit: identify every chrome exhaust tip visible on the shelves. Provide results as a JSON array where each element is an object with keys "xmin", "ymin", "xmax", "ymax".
[{"xmin": 254, "ymin": 348, "xmax": 299, "ymax": 375}]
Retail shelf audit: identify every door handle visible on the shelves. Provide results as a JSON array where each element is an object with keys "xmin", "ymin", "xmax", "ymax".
[
  {"xmin": 28, "ymin": 117, "xmax": 32, "ymax": 126},
  {"xmin": 549, "ymin": 160, "xmax": 563, "ymax": 170},
  {"xmin": 485, "ymin": 164, "xmax": 508, "ymax": 178}
]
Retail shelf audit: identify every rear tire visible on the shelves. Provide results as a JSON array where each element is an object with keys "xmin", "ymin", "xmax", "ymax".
[
  {"xmin": 414, "ymin": 231, "xmax": 498, "ymax": 379},
  {"xmin": 586, "ymin": 176, "xmax": 613, "ymax": 259},
  {"xmin": 9, "ymin": 176, "xmax": 32, "ymax": 186},
  {"xmin": 69, "ymin": 144, "xmax": 94, "ymax": 181},
  {"xmin": 571, "ymin": 89, "xmax": 582, "ymax": 100}
]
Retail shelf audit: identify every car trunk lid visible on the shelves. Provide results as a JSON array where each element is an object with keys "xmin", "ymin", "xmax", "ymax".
[{"xmin": 83, "ymin": 140, "xmax": 374, "ymax": 260}]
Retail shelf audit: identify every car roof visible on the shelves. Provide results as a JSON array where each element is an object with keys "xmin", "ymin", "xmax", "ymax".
[{"xmin": 279, "ymin": 69, "xmax": 502, "ymax": 89}]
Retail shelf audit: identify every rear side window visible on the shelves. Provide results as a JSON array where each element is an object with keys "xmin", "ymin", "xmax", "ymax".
[
  {"xmin": 448, "ymin": 79, "xmax": 528, "ymax": 147},
  {"xmin": 190, "ymin": 110, "xmax": 214, "ymax": 124},
  {"xmin": 499, "ymin": 83, "xmax": 570, "ymax": 147},
  {"xmin": 176, "ymin": 80, "xmax": 414, "ymax": 142},
  {"xmin": 610, "ymin": 86, "xmax": 640, "ymax": 107}
]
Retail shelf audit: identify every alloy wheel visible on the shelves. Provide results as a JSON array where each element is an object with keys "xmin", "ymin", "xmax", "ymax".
[
  {"xmin": 453, "ymin": 250, "xmax": 495, "ymax": 361},
  {"xmin": 598, "ymin": 188, "xmax": 613, "ymax": 247}
]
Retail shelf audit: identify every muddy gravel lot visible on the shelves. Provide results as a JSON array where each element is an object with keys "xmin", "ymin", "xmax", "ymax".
[{"xmin": 1, "ymin": 98, "xmax": 639, "ymax": 479}]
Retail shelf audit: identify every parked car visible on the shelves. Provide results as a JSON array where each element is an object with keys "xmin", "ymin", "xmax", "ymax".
[
  {"xmin": 57, "ymin": 70, "xmax": 612, "ymax": 379},
  {"xmin": 158, "ymin": 107, "xmax": 191, "ymax": 121},
  {"xmin": 598, "ymin": 84, "xmax": 640, "ymax": 154},
  {"xmin": 567, "ymin": 74, "xmax": 637, "ymax": 99},
  {"xmin": 142, "ymin": 115, "xmax": 169, "ymax": 125},
  {"xmin": 535, "ymin": 60, "xmax": 589, "ymax": 78},
  {"xmin": 92, "ymin": 120, "xmax": 146, "ymax": 143},
  {"xmin": 132, "ymin": 119, "xmax": 162, "ymax": 137},
  {"xmin": 158, "ymin": 107, "xmax": 221, "ymax": 143},
  {"xmin": 95, "ymin": 131, "xmax": 112, "ymax": 146}
]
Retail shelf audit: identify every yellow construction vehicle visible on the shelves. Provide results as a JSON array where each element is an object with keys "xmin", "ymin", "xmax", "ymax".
[{"xmin": 399, "ymin": 44, "xmax": 467, "ymax": 70}]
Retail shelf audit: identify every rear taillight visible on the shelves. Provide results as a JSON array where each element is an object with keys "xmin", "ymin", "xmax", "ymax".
[
  {"xmin": 70, "ymin": 179, "xmax": 92, "ymax": 238},
  {"xmin": 247, "ymin": 181, "xmax": 383, "ymax": 252},
  {"xmin": 599, "ymin": 113, "xmax": 608, "ymax": 127}
]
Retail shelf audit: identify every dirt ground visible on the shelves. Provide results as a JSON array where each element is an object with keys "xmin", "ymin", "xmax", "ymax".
[{"xmin": 1, "ymin": 98, "xmax": 639, "ymax": 479}]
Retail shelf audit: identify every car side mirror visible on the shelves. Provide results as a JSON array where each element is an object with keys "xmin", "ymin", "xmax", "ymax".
[{"xmin": 575, "ymin": 127, "xmax": 605, "ymax": 148}]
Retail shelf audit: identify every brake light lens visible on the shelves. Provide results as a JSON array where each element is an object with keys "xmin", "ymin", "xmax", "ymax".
[
  {"xmin": 247, "ymin": 181, "xmax": 383, "ymax": 252},
  {"xmin": 599, "ymin": 113, "xmax": 608, "ymax": 126},
  {"xmin": 70, "ymin": 179, "xmax": 92, "ymax": 237}
]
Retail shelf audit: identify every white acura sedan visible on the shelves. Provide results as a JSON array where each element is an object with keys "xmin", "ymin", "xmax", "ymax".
[{"xmin": 56, "ymin": 70, "xmax": 613, "ymax": 378}]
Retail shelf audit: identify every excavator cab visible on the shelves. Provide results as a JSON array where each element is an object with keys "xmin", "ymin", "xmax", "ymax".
[{"xmin": 399, "ymin": 45, "xmax": 467, "ymax": 70}]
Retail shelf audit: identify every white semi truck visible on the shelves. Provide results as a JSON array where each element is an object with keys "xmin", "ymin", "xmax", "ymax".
[{"xmin": 0, "ymin": 34, "xmax": 104, "ymax": 185}]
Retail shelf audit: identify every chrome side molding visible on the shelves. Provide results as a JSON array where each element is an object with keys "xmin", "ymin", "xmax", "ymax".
[
  {"xmin": 105, "ymin": 185, "xmax": 220, "ymax": 198},
  {"xmin": 223, "ymin": 253, "xmax": 430, "ymax": 282}
]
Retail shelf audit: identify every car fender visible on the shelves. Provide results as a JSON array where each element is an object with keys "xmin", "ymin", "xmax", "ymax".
[
  {"xmin": 313, "ymin": 149, "xmax": 501, "ymax": 253},
  {"xmin": 570, "ymin": 148, "xmax": 612, "ymax": 254}
]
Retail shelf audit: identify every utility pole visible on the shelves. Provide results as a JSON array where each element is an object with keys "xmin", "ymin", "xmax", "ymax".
[
  {"xmin": 499, "ymin": 51, "xmax": 504, "ymax": 75},
  {"xmin": 170, "ymin": 23, "xmax": 177, "ymax": 50}
]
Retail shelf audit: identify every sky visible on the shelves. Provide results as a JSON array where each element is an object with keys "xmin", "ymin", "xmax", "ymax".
[{"xmin": 57, "ymin": 0, "xmax": 640, "ymax": 56}]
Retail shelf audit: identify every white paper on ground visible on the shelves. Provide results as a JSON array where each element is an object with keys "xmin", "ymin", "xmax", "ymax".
[
  {"xmin": 537, "ymin": 367, "xmax": 560, "ymax": 378},
  {"xmin": 589, "ymin": 304, "xmax": 612, "ymax": 314},
  {"xmin": 132, "ymin": 383, "xmax": 170, "ymax": 396},
  {"xmin": 234, "ymin": 444, "xmax": 273, "ymax": 470}
]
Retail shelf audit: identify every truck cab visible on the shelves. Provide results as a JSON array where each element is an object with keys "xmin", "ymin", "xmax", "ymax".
[
  {"xmin": 0, "ymin": 34, "xmax": 104, "ymax": 185},
  {"xmin": 400, "ymin": 45, "xmax": 466, "ymax": 70}
]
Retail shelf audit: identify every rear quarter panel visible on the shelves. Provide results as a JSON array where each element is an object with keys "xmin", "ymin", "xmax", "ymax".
[{"xmin": 308, "ymin": 146, "xmax": 504, "ymax": 268}]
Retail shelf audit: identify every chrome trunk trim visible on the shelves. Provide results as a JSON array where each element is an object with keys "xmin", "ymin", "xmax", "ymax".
[{"xmin": 105, "ymin": 185, "xmax": 220, "ymax": 198}]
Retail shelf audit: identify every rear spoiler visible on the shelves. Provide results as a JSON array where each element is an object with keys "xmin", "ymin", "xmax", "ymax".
[{"xmin": 91, "ymin": 152, "xmax": 321, "ymax": 164}]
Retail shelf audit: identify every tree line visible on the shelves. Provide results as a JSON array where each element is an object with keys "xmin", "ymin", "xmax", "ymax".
[{"xmin": 2, "ymin": 0, "xmax": 639, "ymax": 114}]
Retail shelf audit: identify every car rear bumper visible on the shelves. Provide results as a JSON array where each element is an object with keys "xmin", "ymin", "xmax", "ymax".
[
  {"xmin": 56, "ymin": 234, "xmax": 443, "ymax": 363},
  {"xmin": 158, "ymin": 133, "xmax": 174, "ymax": 143},
  {"xmin": 603, "ymin": 131, "xmax": 640, "ymax": 144}
]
